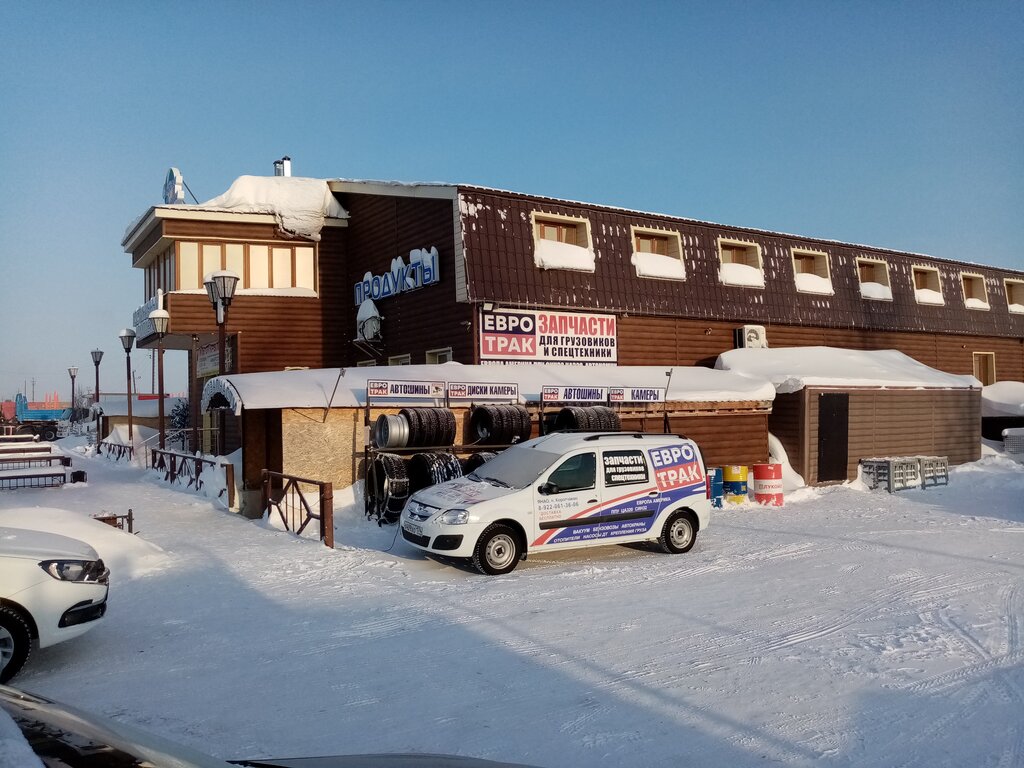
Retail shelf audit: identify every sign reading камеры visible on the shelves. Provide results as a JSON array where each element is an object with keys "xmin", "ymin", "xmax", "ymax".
[{"xmin": 479, "ymin": 307, "xmax": 617, "ymax": 364}]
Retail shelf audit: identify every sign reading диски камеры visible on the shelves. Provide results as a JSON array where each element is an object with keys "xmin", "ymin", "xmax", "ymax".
[{"xmin": 479, "ymin": 307, "xmax": 617, "ymax": 364}]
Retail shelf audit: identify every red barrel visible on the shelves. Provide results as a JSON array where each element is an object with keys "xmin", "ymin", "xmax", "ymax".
[{"xmin": 752, "ymin": 463, "xmax": 784, "ymax": 506}]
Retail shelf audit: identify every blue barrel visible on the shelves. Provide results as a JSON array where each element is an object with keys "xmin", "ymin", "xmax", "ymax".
[{"xmin": 707, "ymin": 466, "xmax": 724, "ymax": 509}]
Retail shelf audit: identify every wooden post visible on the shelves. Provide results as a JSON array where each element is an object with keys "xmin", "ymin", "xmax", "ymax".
[
  {"xmin": 320, "ymin": 482, "xmax": 334, "ymax": 548},
  {"xmin": 224, "ymin": 462, "xmax": 236, "ymax": 510},
  {"xmin": 260, "ymin": 469, "xmax": 269, "ymax": 519}
]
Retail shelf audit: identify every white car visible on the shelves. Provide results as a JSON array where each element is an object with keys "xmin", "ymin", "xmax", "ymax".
[
  {"xmin": 0, "ymin": 527, "xmax": 109, "ymax": 682},
  {"xmin": 401, "ymin": 432, "xmax": 711, "ymax": 575}
]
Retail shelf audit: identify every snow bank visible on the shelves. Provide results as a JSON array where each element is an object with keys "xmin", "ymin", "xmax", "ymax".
[
  {"xmin": 0, "ymin": 507, "xmax": 166, "ymax": 579},
  {"xmin": 719, "ymin": 261, "xmax": 764, "ymax": 287},
  {"xmin": 1009, "ymin": 302, "xmax": 1024, "ymax": 314},
  {"xmin": 965, "ymin": 297, "xmax": 990, "ymax": 310},
  {"xmin": 534, "ymin": 239, "xmax": 595, "ymax": 272},
  {"xmin": 768, "ymin": 432, "xmax": 805, "ymax": 491},
  {"xmin": 859, "ymin": 280, "xmax": 892, "ymax": 300},
  {"xmin": 631, "ymin": 251, "xmax": 685, "ymax": 280},
  {"xmin": 94, "ymin": 397, "xmax": 185, "ymax": 418},
  {"xmin": 193, "ymin": 176, "xmax": 348, "ymax": 241},
  {"xmin": 982, "ymin": 381, "xmax": 1024, "ymax": 417},
  {"xmin": 915, "ymin": 287, "xmax": 945, "ymax": 305},
  {"xmin": 0, "ymin": 711, "xmax": 43, "ymax": 768},
  {"xmin": 794, "ymin": 272, "xmax": 833, "ymax": 294},
  {"xmin": 717, "ymin": 346, "xmax": 980, "ymax": 393},
  {"xmin": 203, "ymin": 363, "xmax": 776, "ymax": 413}
]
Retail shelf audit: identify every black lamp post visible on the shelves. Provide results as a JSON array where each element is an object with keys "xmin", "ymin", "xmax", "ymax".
[
  {"xmin": 67, "ymin": 366, "xmax": 78, "ymax": 421},
  {"xmin": 91, "ymin": 348, "xmax": 103, "ymax": 441},
  {"xmin": 203, "ymin": 270, "xmax": 239, "ymax": 455},
  {"xmin": 149, "ymin": 309, "xmax": 170, "ymax": 450},
  {"xmin": 118, "ymin": 328, "xmax": 136, "ymax": 443}
]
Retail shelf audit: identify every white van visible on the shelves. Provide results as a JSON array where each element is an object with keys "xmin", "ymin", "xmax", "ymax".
[{"xmin": 401, "ymin": 432, "xmax": 711, "ymax": 575}]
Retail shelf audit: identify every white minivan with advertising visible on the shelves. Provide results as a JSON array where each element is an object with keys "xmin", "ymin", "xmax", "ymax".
[{"xmin": 401, "ymin": 432, "xmax": 711, "ymax": 575}]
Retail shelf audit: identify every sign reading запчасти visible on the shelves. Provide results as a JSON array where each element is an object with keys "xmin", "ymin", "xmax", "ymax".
[{"xmin": 479, "ymin": 307, "xmax": 617, "ymax": 364}]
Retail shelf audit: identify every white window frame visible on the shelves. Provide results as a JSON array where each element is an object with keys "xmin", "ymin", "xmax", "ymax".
[
  {"xmin": 426, "ymin": 347, "xmax": 453, "ymax": 364},
  {"xmin": 960, "ymin": 272, "xmax": 989, "ymax": 310},
  {"xmin": 716, "ymin": 237, "xmax": 765, "ymax": 289},
  {"xmin": 629, "ymin": 226, "xmax": 685, "ymax": 281},
  {"xmin": 356, "ymin": 360, "xmax": 376, "ymax": 367},
  {"xmin": 388, "ymin": 354, "xmax": 411, "ymax": 366},
  {"xmin": 1005, "ymin": 278, "xmax": 1024, "ymax": 314},
  {"xmin": 855, "ymin": 257, "xmax": 893, "ymax": 301},
  {"xmin": 531, "ymin": 211, "xmax": 592, "ymax": 248},
  {"xmin": 911, "ymin": 266, "xmax": 944, "ymax": 305},
  {"xmin": 790, "ymin": 248, "xmax": 833, "ymax": 294}
]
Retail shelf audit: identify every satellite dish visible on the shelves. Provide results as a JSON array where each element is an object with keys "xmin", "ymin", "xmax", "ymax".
[{"xmin": 359, "ymin": 315, "xmax": 382, "ymax": 342}]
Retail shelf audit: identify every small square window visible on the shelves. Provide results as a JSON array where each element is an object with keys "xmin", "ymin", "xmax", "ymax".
[
  {"xmin": 856, "ymin": 258, "xmax": 892, "ymax": 301},
  {"xmin": 1005, "ymin": 279, "xmax": 1024, "ymax": 314},
  {"xmin": 426, "ymin": 348, "xmax": 453, "ymax": 364},
  {"xmin": 791, "ymin": 248, "xmax": 832, "ymax": 294},
  {"xmin": 717, "ymin": 238, "xmax": 764, "ymax": 288},
  {"xmin": 531, "ymin": 212, "xmax": 595, "ymax": 272},
  {"xmin": 912, "ymin": 266, "xmax": 944, "ymax": 305},
  {"xmin": 630, "ymin": 227, "xmax": 685, "ymax": 281},
  {"xmin": 388, "ymin": 354, "xmax": 411, "ymax": 366},
  {"xmin": 961, "ymin": 273, "xmax": 989, "ymax": 310}
]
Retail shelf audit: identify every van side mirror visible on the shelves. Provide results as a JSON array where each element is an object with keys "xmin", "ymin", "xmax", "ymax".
[{"xmin": 537, "ymin": 482, "xmax": 558, "ymax": 495}]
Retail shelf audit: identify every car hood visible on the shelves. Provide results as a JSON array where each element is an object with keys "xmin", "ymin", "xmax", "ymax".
[
  {"xmin": 0, "ymin": 526, "xmax": 98, "ymax": 561},
  {"xmin": 410, "ymin": 476, "xmax": 518, "ymax": 509}
]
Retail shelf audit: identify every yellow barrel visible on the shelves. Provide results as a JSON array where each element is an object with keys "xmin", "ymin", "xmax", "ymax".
[{"xmin": 723, "ymin": 465, "xmax": 748, "ymax": 503}]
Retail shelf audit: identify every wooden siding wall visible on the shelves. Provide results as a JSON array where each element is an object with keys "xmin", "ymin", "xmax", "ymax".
[
  {"xmin": 617, "ymin": 316, "xmax": 1024, "ymax": 380},
  {"xmin": 337, "ymin": 195, "xmax": 473, "ymax": 365},
  {"xmin": 768, "ymin": 392, "xmax": 804, "ymax": 478},
  {"xmin": 458, "ymin": 189, "xmax": 1024, "ymax": 341},
  {"xmin": 619, "ymin": 412, "xmax": 769, "ymax": 468},
  {"xmin": 807, "ymin": 389, "xmax": 981, "ymax": 483}
]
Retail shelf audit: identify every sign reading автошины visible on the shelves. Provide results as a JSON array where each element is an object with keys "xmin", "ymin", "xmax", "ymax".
[{"xmin": 479, "ymin": 307, "xmax": 617, "ymax": 364}]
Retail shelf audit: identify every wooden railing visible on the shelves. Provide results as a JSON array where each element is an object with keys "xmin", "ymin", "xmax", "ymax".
[
  {"xmin": 150, "ymin": 448, "xmax": 236, "ymax": 509},
  {"xmin": 261, "ymin": 470, "xmax": 334, "ymax": 548}
]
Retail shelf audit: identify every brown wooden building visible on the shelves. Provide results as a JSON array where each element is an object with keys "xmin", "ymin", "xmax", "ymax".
[{"xmin": 122, "ymin": 171, "xmax": 1024, "ymax": 463}]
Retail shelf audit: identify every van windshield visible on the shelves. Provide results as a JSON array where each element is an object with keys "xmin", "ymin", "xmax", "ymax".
[{"xmin": 468, "ymin": 446, "xmax": 560, "ymax": 489}]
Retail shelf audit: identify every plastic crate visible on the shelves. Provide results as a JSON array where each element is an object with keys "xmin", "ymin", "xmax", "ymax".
[
  {"xmin": 917, "ymin": 456, "xmax": 949, "ymax": 488},
  {"xmin": 859, "ymin": 457, "xmax": 923, "ymax": 493},
  {"xmin": 1004, "ymin": 428, "xmax": 1024, "ymax": 463}
]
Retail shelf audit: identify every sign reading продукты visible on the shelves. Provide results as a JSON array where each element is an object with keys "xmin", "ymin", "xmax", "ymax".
[
  {"xmin": 366, "ymin": 380, "xmax": 446, "ymax": 399},
  {"xmin": 353, "ymin": 248, "xmax": 440, "ymax": 305},
  {"xmin": 479, "ymin": 307, "xmax": 617, "ymax": 364}
]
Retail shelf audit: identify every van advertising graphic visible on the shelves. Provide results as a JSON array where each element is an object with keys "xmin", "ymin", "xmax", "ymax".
[
  {"xmin": 479, "ymin": 307, "xmax": 617, "ymax": 364},
  {"xmin": 649, "ymin": 443, "xmax": 705, "ymax": 491}
]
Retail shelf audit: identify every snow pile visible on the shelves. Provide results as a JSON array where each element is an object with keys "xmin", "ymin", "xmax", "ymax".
[
  {"xmin": 631, "ymin": 251, "xmax": 685, "ymax": 280},
  {"xmin": 719, "ymin": 261, "xmax": 764, "ymax": 287},
  {"xmin": 965, "ymin": 296, "xmax": 990, "ymax": 310},
  {"xmin": 203, "ymin": 363, "xmax": 776, "ymax": 413},
  {"xmin": 982, "ymin": 381, "xmax": 1024, "ymax": 417},
  {"xmin": 794, "ymin": 272, "xmax": 833, "ymax": 294},
  {"xmin": 534, "ymin": 239, "xmax": 595, "ymax": 272},
  {"xmin": 768, "ymin": 432, "xmax": 805, "ymax": 491},
  {"xmin": 1009, "ymin": 302, "xmax": 1024, "ymax": 314},
  {"xmin": 915, "ymin": 287, "xmax": 945, "ymax": 305},
  {"xmin": 859, "ymin": 280, "xmax": 893, "ymax": 300},
  {"xmin": 195, "ymin": 176, "xmax": 348, "ymax": 241},
  {"xmin": 0, "ymin": 507, "xmax": 166, "ymax": 579},
  {"xmin": 0, "ymin": 711, "xmax": 43, "ymax": 768},
  {"xmin": 93, "ymin": 397, "xmax": 185, "ymax": 418},
  {"xmin": 717, "ymin": 346, "xmax": 980, "ymax": 393}
]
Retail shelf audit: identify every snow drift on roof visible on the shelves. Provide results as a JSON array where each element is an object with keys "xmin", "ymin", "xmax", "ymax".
[
  {"xmin": 982, "ymin": 381, "xmax": 1024, "ymax": 418},
  {"xmin": 716, "ymin": 347, "xmax": 979, "ymax": 393},
  {"xmin": 194, "ymin": 176, "xmax": 349, "ymax": 241},
  {"xmin": 201, "ymin": 364, "xmax": 775, "ymax": 415}
]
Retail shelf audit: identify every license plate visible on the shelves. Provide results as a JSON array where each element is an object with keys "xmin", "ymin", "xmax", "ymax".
[{"xmin": 404, "ymin": 522, "xmax": 423, "ymax": 537}]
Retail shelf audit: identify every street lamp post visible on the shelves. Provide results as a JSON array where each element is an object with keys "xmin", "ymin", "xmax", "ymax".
[
  {"xmin": 67, "ymin": 367, "xmax": 78, "ymax": 421},
  {"xmin": 149, "ymin": 309, "xmax": 170, "ymax": 450},
  {"xmin": 91, "ymin": 349, "xmax": 103, "ymax": 442},
  {"xmin": 203, "ymin": 270, "xmax": 239, "ymax": 455},
  {"xmin": 118, "ymin": 328, "xmax": 136, "ymax": 443}
]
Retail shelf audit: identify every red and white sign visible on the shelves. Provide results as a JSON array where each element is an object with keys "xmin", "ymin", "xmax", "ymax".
[
  {"xmin": 479, "ymin": 308, "xmax": 617, "ymax": 364},
  {"xmin": 648, "ymin": 444, "xmax": 705, "ymax": 491}
]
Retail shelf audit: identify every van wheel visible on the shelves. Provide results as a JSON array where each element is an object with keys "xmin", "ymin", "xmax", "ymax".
[
  {"xmin": 472, "ymin": 524, "xmax": 522, "ymax": 575},
  {"xmin": 660, "ymin": 511, "xmax": 696, "ymax": 554},
  {"xmin": 0, "ymin": 607, "xmax": 32, "ymax": 684}
]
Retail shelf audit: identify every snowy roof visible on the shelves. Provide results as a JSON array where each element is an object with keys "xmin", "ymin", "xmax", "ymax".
[
  {"xmin": 982, "ymin": 381, "xmax": 1024, "ymax": 418},
  {"xmin": 201, "ymin": 364, "xmax": 775, "ymax": 415},
  {"xmin": 715, "ymin": 347, "xmax": 980, "ymax": 393}
]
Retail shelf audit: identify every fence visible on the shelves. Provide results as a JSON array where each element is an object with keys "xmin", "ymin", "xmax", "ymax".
[
  {"xmin": 149, "ymin": 448, "xmax": 236, "ymax": 509},
  {"xmin": 261, "ymin": 470, "xmax": 334, "ymax": 548},
  {"xmin": 96, "ymin": 440, "xmax": 134, "ymax": 463}
]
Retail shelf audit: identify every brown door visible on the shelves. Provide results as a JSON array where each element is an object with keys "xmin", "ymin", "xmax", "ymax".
[{"xmin": 817, "ymin": 393, "xmax": 849, "ymax": 482}]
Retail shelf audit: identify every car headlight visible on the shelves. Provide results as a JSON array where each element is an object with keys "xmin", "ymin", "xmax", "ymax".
[
  {"xmin": 436, "ymin": 508, "xmax": 470, "ymax": 525},
  {"xmin": 39, "ymin": 559, "xmax": 109, "ymax": 583}
]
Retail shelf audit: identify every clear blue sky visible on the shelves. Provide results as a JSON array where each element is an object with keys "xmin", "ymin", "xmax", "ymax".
[{"xmin": 1, "ymin": 0, "xmax": 1021, "ymax": 401}]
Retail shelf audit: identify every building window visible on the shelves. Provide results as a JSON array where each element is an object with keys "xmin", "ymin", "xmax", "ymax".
[
  {"xmin": 791, "ymin": 248, "xmax": 832, "ymax": 294},
  {"xmin": 530, "ymin": 212, "xmax": 595, "ymax": 272},
  {"xmin": 856, "ymin": 258, "xmax": 892, "ymax": 301},
  {"xmin": 973, "ymin": 352, "xmax": 996, "ymax": 386},
  {"xmin": 356, "ymin": 360, "xmax": 376, "ymax": 367},
  {"xmin": 172, "ymin": 240, "xmax": 318, "ymax": 297},
  {"xmin": 388, "ymin": 354, "xmax": 411, "ymax": 366},
  {"xmin": 912, "ymin": 266, "xmax": 944, "ymax": 305},
  {"xmin": 630, "ymin": 227, "xmax": 685, "ymax": 280},
  {"xmin": 1006, "ymin": 279, "xmax": 1024, "ymax": 314},
  {"xmin": 961, "ymin": 273, "xmax": 989, "ymax": 310},
  {"xmin": 717, "ymin": 238, "xmax": 764, "ymax": 288},
  {"xmin": 426, "ymin": 347, "xmax": 453, "ymax": 364}
]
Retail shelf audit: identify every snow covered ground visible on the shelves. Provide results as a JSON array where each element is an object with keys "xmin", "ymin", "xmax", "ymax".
[{"xmin": 2, "ymin": 439, "xmax": 1023, "ymax": 767}]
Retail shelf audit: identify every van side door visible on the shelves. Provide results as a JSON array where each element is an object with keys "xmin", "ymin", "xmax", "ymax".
[
  {"xmin": 596, "ymin": 448, "xmax": 664, "ymax": 538},
  {"xmin": 530, "ymin": 451, "xmax": 601, "ymax": 549}
]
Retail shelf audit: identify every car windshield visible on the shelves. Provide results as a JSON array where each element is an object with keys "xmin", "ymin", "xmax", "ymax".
[{"xmin": 467, "ymin": 445, "xmax": 560, "ymax": 489}]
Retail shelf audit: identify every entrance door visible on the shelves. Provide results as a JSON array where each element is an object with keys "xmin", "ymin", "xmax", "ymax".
[{"xmin": 817, "ymin": 393, "xmax": 849, "ymax": 482}]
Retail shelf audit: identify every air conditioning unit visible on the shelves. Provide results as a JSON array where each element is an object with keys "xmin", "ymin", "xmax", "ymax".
[{"xmin": 734, "ymin": 324, "xmax": 768, "ymax": 349}]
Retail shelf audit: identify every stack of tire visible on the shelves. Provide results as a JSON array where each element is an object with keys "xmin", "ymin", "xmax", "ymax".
[
  {"xmin": 373, "ymin": 407, "xmax": 457, "ymax": 449},
  {"xmin": 468, "ymin": 404, "xmax": 532, "ymax": 445},
  {"xmin": 407, "ymin": 452, "xmax": 464, "ymax": 494},
  {"xmin": 366, "ymin": 453, "xmax": 409, "ymax": 525},
  {"xmin": 552, "ymin": 405, "xmax": 621, "ymax": 432}
]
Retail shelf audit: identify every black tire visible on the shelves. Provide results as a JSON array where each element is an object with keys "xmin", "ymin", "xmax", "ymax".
[
  {"xmin": 462, "ymin": 451, "xmax": 497, "ymax": 474},
  {"xmin": 408, "ymin": 452, "xmax": 463, "ymax": 493},
  {"xmin": 437, "ymin": 409, "xmax": 457, "ymax": 446},
  {"xmin": 592, "ymin": 406, "xmax": 620, "ymax": 432},
  {"xmin": 41, "ymin": 426, "xmax": 57, "ymax": 442},
  {"xmin": 505, "ymin": 405, "xmax": 532, "ymax": 443},
  {"xmin": 421, "ymin": 408, "xmax": 441, "ymax": 447},
  {"xmin": 659, "ymin": 510, "xmax": 697, "ymax": 554},
  {"xmin": 0, "ymin": 607, "xmax": 32, "ymax": 684},
  {"xmin": 472, "ymin": 524, "xmax": 522, "ymax": 575},
  {"xmin": 554, "ymin": 406, "xmax": 587, "ymax": 432},
  {"xmin": 368, "ymin": 453, "xmax": 409, "ymax": 523},
  {"xmin": 470, "ymin": 405, "xmax": 500, "ymax": 444},
  {"xmin": 400, "ymin": 408, "xmax": 423, "ymax": 447}
]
